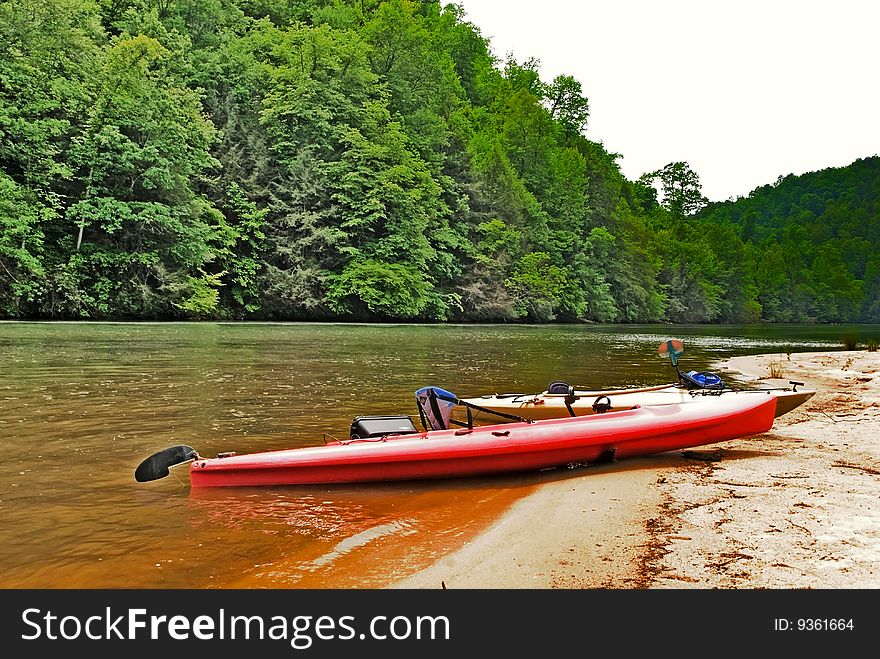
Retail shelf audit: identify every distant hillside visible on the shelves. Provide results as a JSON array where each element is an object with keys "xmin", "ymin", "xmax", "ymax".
[{"xmin": 697, "ymin": 156, "xmax": 880, "ymax": 322}]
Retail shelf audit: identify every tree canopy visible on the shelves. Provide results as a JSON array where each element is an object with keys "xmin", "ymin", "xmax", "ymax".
[{"xmin": 0, "ymin": 0, "xmax": 875, "ymax": 323}]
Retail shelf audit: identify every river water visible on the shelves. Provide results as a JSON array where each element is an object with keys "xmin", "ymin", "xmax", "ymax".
[{"xmin": 0, "ymin": 321, "xmax": 871, "ymax": 588}]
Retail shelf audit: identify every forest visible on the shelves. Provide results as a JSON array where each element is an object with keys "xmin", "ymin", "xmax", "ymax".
[{"xmin": 1, "ymin": 0, "xmax": 878, "ymax": 323}]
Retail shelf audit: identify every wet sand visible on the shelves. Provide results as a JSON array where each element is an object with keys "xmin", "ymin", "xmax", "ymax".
[{"xmin": 393, "ymin": 350, "xmax": 880, "ymax": 588}]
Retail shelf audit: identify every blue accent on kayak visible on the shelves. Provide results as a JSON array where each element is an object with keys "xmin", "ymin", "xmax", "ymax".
[
  {"xmin": 414, "ymin": 386, "xmax": 457, "ymax": 400},
  {"xmin": 686, "ymin": 371, "xmax": 723, "ymax": 388}
]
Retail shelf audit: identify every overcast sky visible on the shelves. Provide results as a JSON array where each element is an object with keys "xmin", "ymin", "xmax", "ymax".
[{"xmin": 456, "ymin": 0, "xmax": 880, "ymax": 202}]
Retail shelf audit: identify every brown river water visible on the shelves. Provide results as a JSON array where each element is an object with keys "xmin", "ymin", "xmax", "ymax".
[{"xmin": 0, "ymin": 321, "xmax": 860, "ymax": 588}]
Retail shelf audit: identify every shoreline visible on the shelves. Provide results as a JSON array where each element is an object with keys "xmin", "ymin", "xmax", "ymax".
[{"xmin": 393, "ymin": 349, "xmax": 880, "ymax": 588}]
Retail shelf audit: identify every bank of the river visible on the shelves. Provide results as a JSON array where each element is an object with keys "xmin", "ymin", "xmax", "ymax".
[{"xmin": 393, "ymin": 350, "xmax": 880, "ymax": 588}]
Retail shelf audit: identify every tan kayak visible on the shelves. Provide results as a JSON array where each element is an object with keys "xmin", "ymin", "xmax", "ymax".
[{"xmin": 455, "ymin": 382, "xmax": 815, "ymax": 425}]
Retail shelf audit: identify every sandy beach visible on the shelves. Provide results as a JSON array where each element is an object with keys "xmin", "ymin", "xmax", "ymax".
[{"xmin": 393, "ymin": 350, "xmax": 880, "ymax": 589}]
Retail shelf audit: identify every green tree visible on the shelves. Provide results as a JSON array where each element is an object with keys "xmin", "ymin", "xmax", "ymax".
[
  {"xmin": 544, "ymin": 74, "xmax": 589, "ymax": 138},
  {"xmin": 0, "ymin": 175, "xmax": 46, "ymax": 315},
  {"xmin": 643, "ymin": 161, "xmax": 707, "ymax": 217},
  {"xmin": 507, "ymin": 251, "xmax": 567, "ymax": 321},
  {"xmin": 0, "ymin": 0, "xmax": 104, "ymax": 315},
  {"xmin": 325, "ymin": 258, "xmax": 437, "ymax": 319},
  {"xmin": 60, "ymin": 33, "xmax": 223, "ymax": 317}
]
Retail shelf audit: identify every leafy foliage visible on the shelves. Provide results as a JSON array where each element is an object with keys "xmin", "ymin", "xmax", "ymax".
[{"xmin": 0, "ymin": 0, "xmax": 874, "ymax": 323}]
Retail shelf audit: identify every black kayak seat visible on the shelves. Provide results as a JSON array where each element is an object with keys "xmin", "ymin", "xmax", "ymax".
[
  {"xmin": 350, "ymin": 415, "xmax": 419, "ymax": 439},
  {"xmin": 547, "ymin": 380, "xmax": 573, "ymax": 395}
]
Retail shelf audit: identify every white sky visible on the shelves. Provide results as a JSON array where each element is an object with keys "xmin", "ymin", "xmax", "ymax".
[{"xmin": 456, "ymin": 0, "xmax": 880, "ymax": 201}]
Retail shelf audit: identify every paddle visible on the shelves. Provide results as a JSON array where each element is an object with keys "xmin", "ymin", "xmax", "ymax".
[
  {"xmin": 135, "ymin": 445, "xmax": 199, "ymax": 482},
  {"xmin": 658, "ymin": 339, "xmax": 724, "ymax": 390},
  {"xmin": 657, "ymin": 339, "xmax": 685, "ymax": 368},
  {"xmin": 658, "ymin": 339, "xmax": 685, "ymax": 384}
]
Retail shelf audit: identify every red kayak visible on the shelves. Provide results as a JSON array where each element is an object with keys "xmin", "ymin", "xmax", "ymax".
[{"xmin": 174, "ymin": 393, "xmax": 776, "ymax": 487}]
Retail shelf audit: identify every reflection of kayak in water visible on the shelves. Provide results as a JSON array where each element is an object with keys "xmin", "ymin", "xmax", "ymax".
[
  {"xmin": 455, "ymin": 381, "xmax": 815, "ymax": 424},
  {"xmin": 134, "ymin": 393, "xmax": 777, "ymax": 488}
]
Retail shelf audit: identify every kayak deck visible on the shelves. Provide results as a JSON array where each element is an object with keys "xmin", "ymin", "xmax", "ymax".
[{"xmin": 457, "ymin": 384, "xmax": 814, "ymax": 422}]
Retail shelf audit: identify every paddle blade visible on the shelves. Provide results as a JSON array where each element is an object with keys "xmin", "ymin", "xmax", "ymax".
[
  {"xmin": 658, "ymin": 339, "xmax": 684, "ymax": 367},
  {"xmin": 135, "ymin": 445, "xmax": 198, "ymax": 482},
  {"xmin": 657, "ymin": 339, "xmax": 684, "ymax": 356}
]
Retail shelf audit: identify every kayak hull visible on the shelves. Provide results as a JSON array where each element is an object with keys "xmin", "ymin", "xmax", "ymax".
[
  {"xmin": 458, "ymin": 384, "xmax": 814, "ymax": 423},
  {"xmin": 189, "ymin": 395, "xmax": 777, "ymax": 487}
]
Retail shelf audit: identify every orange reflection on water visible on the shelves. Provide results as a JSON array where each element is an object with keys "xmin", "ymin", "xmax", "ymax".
[{"xmin": 185, "ymin": 474, "xmax": 541, "ymax": 589}]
